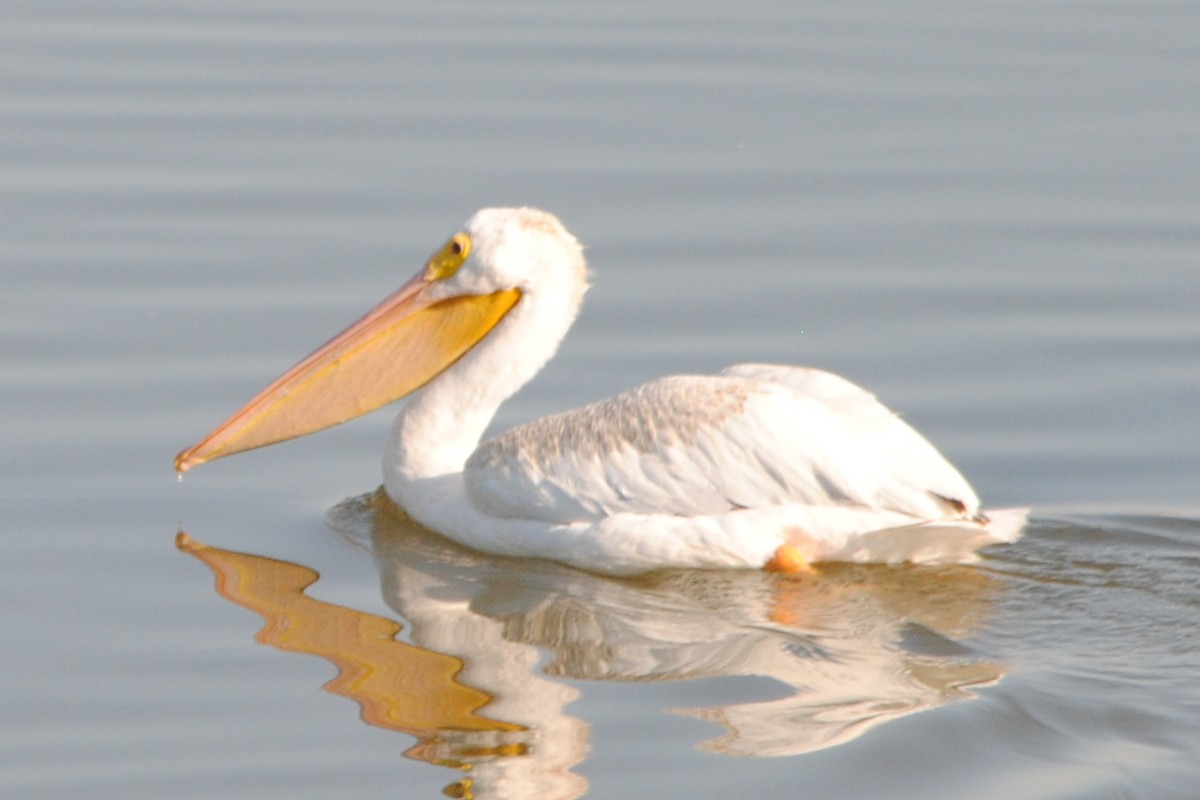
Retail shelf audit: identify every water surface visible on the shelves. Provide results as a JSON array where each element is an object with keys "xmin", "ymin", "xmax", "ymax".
[{"xmin": 4, "ymin": 2, "xmax": 1199, "ymax": 798}]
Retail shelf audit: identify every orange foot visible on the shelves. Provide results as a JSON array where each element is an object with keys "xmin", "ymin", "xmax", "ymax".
[{"xmin": 764, "ymin": 543, "xmax": 813, "ymax": 574}]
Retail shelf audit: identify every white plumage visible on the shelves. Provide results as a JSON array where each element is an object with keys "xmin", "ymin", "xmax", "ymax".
[
  {"xmin": 177, "ymin": 206, "xmax": 1024, "ymax": 574},
  {"xmin": 466, "ymin": 367, "xmax": 978, "ymax": 525}
]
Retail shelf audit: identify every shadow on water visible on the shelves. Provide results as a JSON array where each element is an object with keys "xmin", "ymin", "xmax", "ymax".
[{"xmin": 178, "ymin": 490, "xmax": 1010, "ymax": 800}]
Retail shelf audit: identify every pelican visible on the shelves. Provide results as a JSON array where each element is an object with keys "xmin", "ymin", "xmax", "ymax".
[{"xmin": 175, "ymin": 207, "xmax": 1023, "ymax": 575}]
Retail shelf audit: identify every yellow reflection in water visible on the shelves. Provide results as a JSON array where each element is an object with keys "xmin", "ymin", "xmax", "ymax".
[
  {"xmin": 176, "ymin": 532, "xmax": 522, "ymax": 771},
  {"xmin": 179, "ymin": 496, "xmax": 1007, "ymax": 800}
]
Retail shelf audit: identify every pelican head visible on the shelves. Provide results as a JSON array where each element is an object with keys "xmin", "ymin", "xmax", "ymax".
[{"xmin": 175, "ymin": 207, "xmax": 589, "ymax": 474}]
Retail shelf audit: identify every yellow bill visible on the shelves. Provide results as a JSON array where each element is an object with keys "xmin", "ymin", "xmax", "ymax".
[{"xmin": 175, "ymin": 271, "xmax": 521, "ymax": 473}]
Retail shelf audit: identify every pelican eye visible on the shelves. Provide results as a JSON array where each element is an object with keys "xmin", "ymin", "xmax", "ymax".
[{"xmin": 427, "ymin": 233, "xmax": 472, "ymax": 281}]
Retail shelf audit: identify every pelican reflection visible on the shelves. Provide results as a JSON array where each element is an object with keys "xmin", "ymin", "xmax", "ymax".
[{"xmin": 179, "ymin": 491, "xmax": 1006, "ymax": 799}]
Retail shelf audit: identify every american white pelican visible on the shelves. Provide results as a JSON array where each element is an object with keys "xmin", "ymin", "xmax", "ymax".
[{"xmin": 176, "ymin": 207, "xmax": 1023, "ymax": 574}]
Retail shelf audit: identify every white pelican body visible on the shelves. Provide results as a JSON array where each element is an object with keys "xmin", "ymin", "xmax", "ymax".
[{"xmin": 177, "ymin": 207, "xmax": 1023, "ymax": 575}]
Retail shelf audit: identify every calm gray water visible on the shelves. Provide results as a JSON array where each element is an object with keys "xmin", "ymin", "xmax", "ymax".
[{"xmin": 4, "ymin": 2, "xmax": 1199, "ymax": 798}]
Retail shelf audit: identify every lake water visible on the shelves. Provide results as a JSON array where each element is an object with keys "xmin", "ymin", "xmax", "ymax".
[{"xmin": 4, "ymin": 2, "xmax": 1199, "ymax": 798}]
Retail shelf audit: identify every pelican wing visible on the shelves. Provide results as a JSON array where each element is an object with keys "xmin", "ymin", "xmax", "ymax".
[{"xmin": 464, "ymin": 366, "xmax": 979, "ymax": 526}]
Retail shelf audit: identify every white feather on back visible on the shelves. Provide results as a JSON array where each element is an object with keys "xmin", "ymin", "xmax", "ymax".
[{"xmin": 464, "ymin": 365, "xmax": 979, "ymax": 526}]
